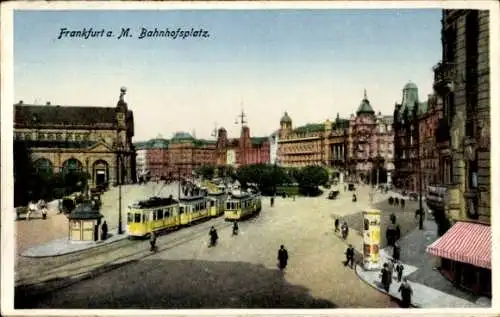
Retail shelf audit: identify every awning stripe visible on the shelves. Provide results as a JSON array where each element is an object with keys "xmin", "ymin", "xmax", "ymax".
[{"xmin": 426, "ymin": 222, "xmax": 491, "ymax": 269}]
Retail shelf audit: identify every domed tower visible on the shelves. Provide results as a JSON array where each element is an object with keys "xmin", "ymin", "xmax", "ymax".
[
  {"xmin": 401, "ymin": 81, "xmax": 419, "ymax": 110},
  {"xmin": 279, "ymin": 111, "xmax": 292, "ymax": 137},
  {"xmin": 356, "ymin": 89, "xmax": 375, "ymax": 116}
]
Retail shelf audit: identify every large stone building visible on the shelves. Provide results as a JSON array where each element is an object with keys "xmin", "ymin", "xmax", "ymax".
[
  {"xmin": 276, "ymin": 111, "xmax": 350, "ymax": 178},
  {"xmin": 392, "ymin": 83, "xmax": 429, "ymax": 191},
  {"xmin": 269, "ymin": 130, "xmax": 280, "ymax": 165},
  {"xmin": 166, "ymin": 133, "xmax": 217, "ymax": 179},
  {"xmin": 347, "ymin": 91, "xmax": 394, "ymax": 183},
  {"xmin": 426, "ymin": 9, "xmax": 491, "ymax": 297},
  {"xmin": 14, "ymin": 87, "xmax": 136, "ymax": 186},
  {"xmin": 419, "ymin": 93, "xmax": 443, "ymax": 190},
  {"xmin": 215, "ymin": 124, "xmax": 270, "ymax": 169},
  {"xmin": 145, "ymin": 137, "xmax": 170, "ymax": 179}
]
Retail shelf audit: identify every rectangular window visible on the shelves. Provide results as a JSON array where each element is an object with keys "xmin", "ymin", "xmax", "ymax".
[
  {"xmin": 157, "ymin": 209, "xmax": 163, "ymax": 220},
  {"xmin": 179, "ymin": 206, "xmax": 184, "ymax": 214},
  {"xmin": 134, "ymin": 213, "xmax": 141, "ymax": 223},
  {"xmin": 127, "ymin": 213, "xmax": 133, "ymax": 223}
]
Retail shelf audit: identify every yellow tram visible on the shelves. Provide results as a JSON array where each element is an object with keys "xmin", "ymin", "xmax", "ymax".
[
  {"xmin": 224, "ymin": 191, "xmax": 262, "ymax": 221},
  {"xmin": 207, "ymin": 191, "xmax": 227, "ymax": 217},
  {"xmin": 127, "ymin": 196, "xmax": 179, "ymax": 237},
  {"xmin": 179, "ymin": 195, "xmax": 211, "ymax": 225}
]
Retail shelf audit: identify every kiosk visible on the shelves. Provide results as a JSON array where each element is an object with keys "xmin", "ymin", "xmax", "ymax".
[{"xmin": 67, "ymin": 202, "xmax": 103, "ymax": 242}]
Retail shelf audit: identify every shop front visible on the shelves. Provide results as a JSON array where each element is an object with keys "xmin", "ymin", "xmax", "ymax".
[{"xmin": 426, "ymin": 221, "xmax": 491, "ymax": 297}]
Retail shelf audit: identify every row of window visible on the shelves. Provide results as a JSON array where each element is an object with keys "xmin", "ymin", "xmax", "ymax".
[{"xmin": 15, "ymin": 131, "xmax": 91, "ymax": 142}]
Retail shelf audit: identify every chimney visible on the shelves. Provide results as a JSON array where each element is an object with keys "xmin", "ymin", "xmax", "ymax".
[
  {"xmin": 19, "ymin": 100, "xmax": 24, "ymax": 105},
  {"xmin": 46, "ymin": 101, "xmax": 51, "ymax": 106}
]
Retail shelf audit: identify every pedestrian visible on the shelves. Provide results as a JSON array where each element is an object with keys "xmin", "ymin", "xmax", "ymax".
[
  {"xmin": 345, "ymin": 244, "xmax": 355, "ymax": 268},
  {"xmin": 380, "ymin": 263, "xmax": 391, "ymax": 292},
  {"xmin": 393, "ymin": 240, "xmax": 401, "ymax": 261},
  {"xmin": 395, "ymin": 261, "xmax": 404, "ymax": 282},
  {"xmin": 270, "ymin": 196, "xmax": 275, "ymax": 207},
  {"xmin": 398, "ymin": 278, "xmax": 413, "ymax": 308},
  {"xmin": 101, "ymin": 220, "xmax": 108, "ymax": 240},
  {"xmin": 387, "ymin": 259, "xmax": 395, "ymax": 281},
  {"xmin": 150, "ymin": 231, "xmax": 157, "ymax": 251},
  {"xmin": 334, "ymin": 218, "xmax": 340, "ymax": 232},
  {"xmin": 277, "ymin": 245, "xmax": 289, "ymax": 271},
  {"xmin": 401, "ymin": 199, "xmax": 405, "ymax": 209}
]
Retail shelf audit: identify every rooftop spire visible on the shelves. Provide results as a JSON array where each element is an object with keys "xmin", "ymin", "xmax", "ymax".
[{"xmin": 364, "ymin": 89, "xmax": 368, "ymax": 100}]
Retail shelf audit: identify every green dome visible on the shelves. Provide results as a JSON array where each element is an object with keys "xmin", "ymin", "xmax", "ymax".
[
  {"xmin": 280, "ymin": 112, "xmax": 292, "ymax": 124},
  {"xmin": 149, "ymin": 138, "xmax": 169, "ymax": 149},
  {"xmin": 172, "ymin": 132, "xmax": 194, "ymax": 142},
  {"xmin": 404, "ymin": 82, "xmax": 418, "ymax": 90},
  {"xmin": 356, "ymin": 90, "xmax": 375, "ymax": 115}
]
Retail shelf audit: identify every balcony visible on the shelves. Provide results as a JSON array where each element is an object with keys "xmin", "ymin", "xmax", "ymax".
[{"xmin": 433, "ymin": 62, "xmax": 456, "ymax": 93}]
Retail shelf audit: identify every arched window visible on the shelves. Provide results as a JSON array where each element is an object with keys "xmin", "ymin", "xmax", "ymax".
[
  {"xmin": 62, "ymin": 158, "xmax": 83, "ymax": 175},
  {"xmin": 34, "ymin": 158, "xmax": 53, "ymax": 175}
]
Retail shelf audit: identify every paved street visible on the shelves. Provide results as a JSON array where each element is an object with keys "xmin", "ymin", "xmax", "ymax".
[{"xmin": 15, "ymin": 185, "xmax": 402, "ymax": 309}]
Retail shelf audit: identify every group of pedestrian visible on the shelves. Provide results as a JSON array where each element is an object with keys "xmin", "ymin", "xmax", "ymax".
[{"xmin": 334, "ymin": 218, "xmax": 349, "ymax": 240}]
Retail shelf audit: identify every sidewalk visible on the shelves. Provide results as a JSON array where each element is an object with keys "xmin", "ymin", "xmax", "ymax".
[
  {"xmin": 21, "ymin": 228, "xmax": 129, "ymax": 258},
  {"xmin": 355, "ymin": 219, "xmax": 491, "ymax": 308}
]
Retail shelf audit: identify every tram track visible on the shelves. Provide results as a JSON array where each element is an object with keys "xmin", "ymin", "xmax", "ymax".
[{"xmin": 16, "ymin": 216, "xmax": 233, "ymax": 287}]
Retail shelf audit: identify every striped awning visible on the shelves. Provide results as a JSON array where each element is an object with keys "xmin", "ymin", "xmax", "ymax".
[{"xmin": 426, "ymin": 222, "xmax": 491, "ymax": 269}]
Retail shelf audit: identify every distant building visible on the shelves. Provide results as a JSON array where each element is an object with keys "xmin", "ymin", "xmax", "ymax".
[
  {"xmin": 134, "ymin": 140, "xmax": 150, "ymax": 178},
  {"xmin": 167, "ymin": 132, "xmax": 216, "ymax": 178},
  {"xmin": 269, "ymin": 130, "xmax": 280, "ymax": 165},
  {"xmin": 14, "ymin": 87, "xmax": 135, "ymax": 186},
  {"xmin": 347, "ymin": 90, "xmax": 394, "ymax": 182},
  {"xmin": 418, "ymin": 93, "xmax": 443, "ymax": 190},
  {"xmin": 145, "ymin": 137, "xmax": 170, "ymax": 179},
  {"xmin": 392, "ymin": 82, "xmax": 429, "ymax": 191},
  {"xmin": 215, "ymin": 124, "xmax": 270, "ymax": 169}
]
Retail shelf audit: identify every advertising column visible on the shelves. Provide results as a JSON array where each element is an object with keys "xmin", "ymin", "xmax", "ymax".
[{"xmin": 362, "ymin": 209, "xmax": 381, "ymax": 270}]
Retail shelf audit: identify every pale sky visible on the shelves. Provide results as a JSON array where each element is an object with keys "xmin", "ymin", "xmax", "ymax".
[{"xmin": 14, "ymin": 9, "xmax": 442, "ymax": 142}]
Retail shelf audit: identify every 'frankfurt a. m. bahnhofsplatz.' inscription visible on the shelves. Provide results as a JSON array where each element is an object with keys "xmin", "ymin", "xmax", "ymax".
[{"xmin": 57, "ymin": 27, "xmax": 211, "ymax": 40}]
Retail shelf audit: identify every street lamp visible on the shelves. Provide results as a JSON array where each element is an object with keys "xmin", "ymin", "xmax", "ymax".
[{"xmin": 116, "ymin": 137, "xmax": 124, "ymax": 235}]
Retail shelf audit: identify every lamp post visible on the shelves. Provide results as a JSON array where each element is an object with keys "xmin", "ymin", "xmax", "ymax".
[{"xmin": 117, "ymin": 138, "xmax": 124, "ymax": 235}]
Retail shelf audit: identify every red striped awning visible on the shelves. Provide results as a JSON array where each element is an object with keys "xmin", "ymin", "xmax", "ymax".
[{"xmin": 426, "ymin": 222, "xmax": 491, "ymax": 269}]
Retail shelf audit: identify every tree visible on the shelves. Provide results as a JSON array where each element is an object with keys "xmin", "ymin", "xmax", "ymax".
[
  {"xmin": 13, "ymin": 141, "xmax": 35, "ymax": 206},
  {"xmin": 235, "ymin": 164, "xmax": 290, "ymax": 195},
  {"xmin": 296, "ymin": 165, "xmax": 329, "ymax": 196},
  {"xmin": 195, "ymin": 165, "xmax": 216, "ymax": 180}
]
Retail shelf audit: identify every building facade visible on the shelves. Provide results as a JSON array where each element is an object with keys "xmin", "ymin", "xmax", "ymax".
[
  {"xmin": 426, "ymin": 9, "xmax": 491, "ymax": 297},
  {"xmin": 134, "ymin": 141, "xmax": 149, "ymax": 178},
  {"xmin": 419, "ymin": 93, "xmax": 444, "ymax": 190},
  {"xmin": 392, "ymin": 83, "xmax": 429, "ymax": 191},
  {"xmin": 347, "ymin": 91, "xmax": 394, "ymax": 182},
  {"xmin": 145, "ymin": 137, "xmax": 170, "ymax": 179},
  {"xmin": 215, "ymin": 125, "xmax": 270, "ymax": 168},
  {"xmin": 269, "ymin": 130, "xmax": 279, "ymax": 165},
  {"xmin": 167, "ymin": 132, "xmax": 217, "ymax": 179},
  {"xmin": 14, "ymin": 87, "xmax": 135, "ymax": 187}
]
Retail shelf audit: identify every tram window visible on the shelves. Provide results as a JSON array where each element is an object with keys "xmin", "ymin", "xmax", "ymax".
[
  {"xmin": 210, "ymin": 201, "xmax": 215, "ymax": 207},
  {"xmin": 134, "ymin": 213, "xmax": 141, "ymax": 223},
  {"xmin": 157, "ymin": 209, "xmax": 163, "ymax": 220},
  {"xmin": 152, "ymin": 211, "xmax": 157, "ymax": 221},
  {"xmin": 164, "ymin": 208, "xmax": 170, "ymax": 218},
  {"xmin": 127, "ymin": 213, "xmax": 133, "ymax": 222},
  {"xmin": 179, "ymin": 206, "xmax": 184, "ymax": 214}
]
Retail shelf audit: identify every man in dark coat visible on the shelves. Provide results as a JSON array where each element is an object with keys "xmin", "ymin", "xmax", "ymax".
[
  {"xmin": 395, "ymin": 261, "xmax": 404, "ymax": 282},
  {"xmin": 150, "ymin": 231, "xmax": 157, "ymax": 251},
  {"xmin": 101, "ymin": 220, "xmax": 108, "ymax": 240},
  {"xmin": 398, "ymin": 278, "xmax": 413, "ymax": 308},
  {"xmin": 380, "ymin": 263, "xmax": 391, "ymax": 292},
  {"xmin": 393, "ymin": 241, "xmax": 401, "ymax": 261},
  {"xmin": 334, "ymin": 218, "xmax": 340, "ymax": 232},
  {"xmin": 277, "ymin": 245, "xmax": 289, "ymax": 271},
  {"xmin": 345, "ymin": 244, "xmax": 355, "ymax": 268}
]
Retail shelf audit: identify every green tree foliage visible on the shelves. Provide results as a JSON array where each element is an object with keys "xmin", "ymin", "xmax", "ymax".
[
  {"xmin": 13, "ymin": 141, "xmax": 35, "ymax": 206},
  {"xmin": 195, "ymin": 165, "xmax": 216, "ymax": 180},
  {"xmin": 234, "ymin": 164, "xmax": 328, "ymax": 196},
  {"xmin": 295, "ymin": 165, "xmax": 329, "ymax": 196}
]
